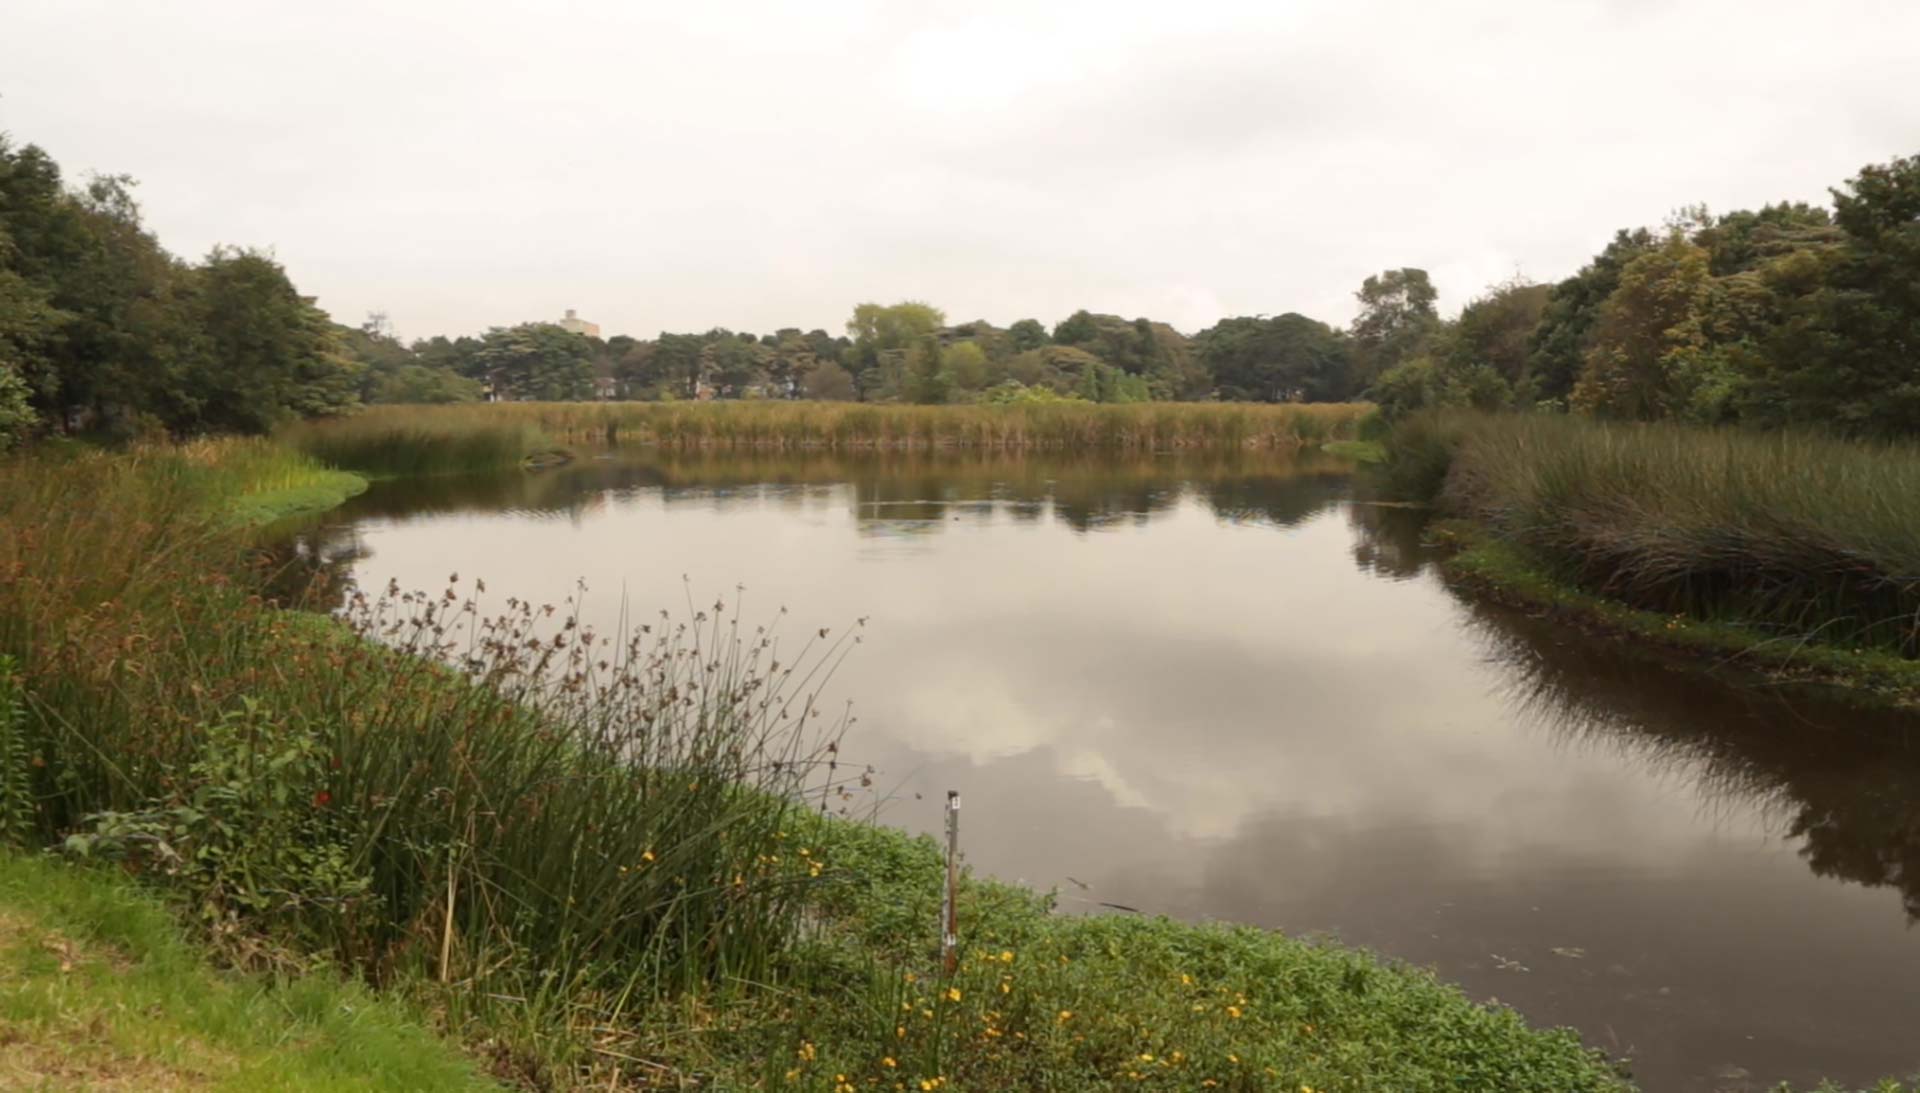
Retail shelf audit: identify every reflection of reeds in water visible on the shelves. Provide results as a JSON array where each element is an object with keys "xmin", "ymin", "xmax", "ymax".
[
  {"xmin": 334, "ymin": 448, "xmax": 1361, "ymax": 538},
  {"xmin": 1453, "ymin": 592, "xmax": 1920, "ymax": 920}
]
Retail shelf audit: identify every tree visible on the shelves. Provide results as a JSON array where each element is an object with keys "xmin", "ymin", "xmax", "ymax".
[
  {"xmin": 1525, "ymin": 229, "xmax": 1657, "ymax": 405},
  {"xmin": 1051, "ymin": 310, "xmax": 1099, "ymax": 346},
  {"xmin": 1438, "ymin": 277, "xmax": 1550, "ymax": 389},
  {"xmin": 0, "ymin": 363, "xmax": 35, "ymax": 450},
  {"xmin": 846, "ymin": 301, "xmax": 945, "ymax": 400},
  {"xmin": 1735, "ymin": 154, "xmax": 1920, "ymax": 433},
  {"xmin": 1570, "ymin": 233, "xmax": 1720, "ymax": 420},
  {"xmin": 646, "ymin": 333, "xmax": 707, "ymax": 398},
  {"xmin": 704, "ymin": 334, "xmax": 772, "ymax": 396},
  {"xmin": 940, "ymin": 340, "xmax": 990, "ymax": 395},
  {"xmin": 799, "ymin": 360, "xmax": 855, "ymax": 400},
  {"xmin": 1007, "ymin": 318, "xmax": 1049, "ymax": 352},
  {"xmin": 1349, "ymin": 268, "xmax": 1439, "ymax": 389},
  {"xmin": 191, "ymin": 247, "xmax": 362, "ymax": 431},
  {"xmin": 370, "ymin": 364, "xmax": 481, "ymax": 404},
  {"xmin": 1196, "ymin": 313, "xmax": 1353, "ymax": 402},
  {"xmin": 472, "ymin": 323, "xmax": 595, "ymax": 401}
]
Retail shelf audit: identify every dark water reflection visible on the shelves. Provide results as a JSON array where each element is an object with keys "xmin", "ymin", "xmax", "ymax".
[{"xmin": 284, "ymin": 451, "xmax": 1920, "ymax": 1092}]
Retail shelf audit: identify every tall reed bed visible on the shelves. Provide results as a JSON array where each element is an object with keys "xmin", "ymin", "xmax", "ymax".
[
  {"xmin": 0, "ymin": 446, "xmax": 851, "ymax": 1081},
  {"xmin": 1388, "ymin": 410, "xmax": 1920, "ymax": 655},
  {"xmin": 285, "ymin": 401, "xmax": 1372, "ymax": 474},
  {"xmin": 279, "ymin": 411, "xmax": 552, "ymax": 476}
]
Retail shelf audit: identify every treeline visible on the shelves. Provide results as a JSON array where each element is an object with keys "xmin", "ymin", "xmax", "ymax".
[
  {"xmin": 3, "ymin": 127, "xmax": 1916, "ymax": 450},
  {"xmin": 345, "ymin": 295, "xmax": 1368, "ymax": 409},
  {"xmin": 1375, "ymin": 153, "xmax": 1920, "ymax": 434},
  {"xmin": 0, "ymin": 137, "xmax": 362, "ymax": 445}
]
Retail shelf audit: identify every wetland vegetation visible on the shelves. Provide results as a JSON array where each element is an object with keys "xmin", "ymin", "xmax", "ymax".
[{"xmin": 3, "ymin": 117, "xmax": 1919, "ymax": 1092}]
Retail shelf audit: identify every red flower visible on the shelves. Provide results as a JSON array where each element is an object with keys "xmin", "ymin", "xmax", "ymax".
[{"xmin": 313, "ymin": 790, "xmax": 332, "ymax": 808}]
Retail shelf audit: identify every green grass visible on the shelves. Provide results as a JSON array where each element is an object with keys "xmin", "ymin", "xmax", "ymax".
[
  {"xmin": 0, "ymin": 852, "xmax": 498, "ymax": 1092},
  {"xmin": 1321, "ymin": 438, "xmax": 1386, "ymax": 463},
  {"xmin": 689, "ymin": 816, "xmax": 1633, "ymax": 1092},
  {"xmin": 1381, "ymin": 410, "xmax": 1920, "ymax": 663}
]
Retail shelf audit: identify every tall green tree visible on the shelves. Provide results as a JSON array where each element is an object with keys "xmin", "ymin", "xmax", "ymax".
[
  {"xmin": 1196, "ymin": 313, "xmax": 1353, "ymax": 402},
  {"xmin": 1439, "ymin": 277, "xmax": 1550, "ymax": 388},
  {"xmin": 1006, "ymin": 318, "xmax": 1049, "ymax": 352},
  {"xmin": 1349, "ymin": 268, "xmax": 1439, "ymax": 390},
  {"xmin": 1736, "ymin": 154, "xmax": 1920, "ymax": 433},
  {"xmin": 846, "ymin": 301, "xmax": 944, "ymax": 400},
  {"xmin": 1524, "ymin": 229, "xmax": 1657, "ymax": 404},
  {"xmin": 1570, "ymin": 233, "xmax": 1721, "ymax": 420},
  {"xmin": 472, "ymin": 323, "xmax": 595, "ymax": 401}
]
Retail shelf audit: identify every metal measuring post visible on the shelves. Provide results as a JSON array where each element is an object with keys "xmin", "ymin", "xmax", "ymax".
[{"xmin": 942, "ymin": 790, "xmax": 960, "ymax": 977}]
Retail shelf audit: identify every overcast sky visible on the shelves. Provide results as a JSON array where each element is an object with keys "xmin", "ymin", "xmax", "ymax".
[{"xmin": 4, "ymin": 0, "xmax": 1916, "ymax": 342}]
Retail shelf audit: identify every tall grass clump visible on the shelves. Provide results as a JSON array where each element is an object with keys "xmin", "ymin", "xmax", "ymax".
[
  {"xmin": 289, "ymin": 401, "xmax": 1373, "ymax": 464},
  {"xmin": 0, "ymin": 447, "xmax": 854, "ymax": 1081},
  {"xmin": 1390, "ymin": 410, "xmax": 1920, "ymax": 656},
  {"xmin": 280, "ymin": 411, "xmax": 551, "ymax": 475}
]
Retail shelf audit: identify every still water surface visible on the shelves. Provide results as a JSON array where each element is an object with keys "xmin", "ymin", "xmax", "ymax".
[{"xmin": 299, "ymin": 451, "xmax": 1920, "ymax": 1092}]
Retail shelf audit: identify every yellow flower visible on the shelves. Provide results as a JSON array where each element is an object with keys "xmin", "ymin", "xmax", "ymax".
[
  {"xmin": 1228, "ymin": 1054, "xmax": 1240, "ymax": 1064},
  {"xmin": 641, "ymin": 849, "xmax": 655, "ymax": 863},
  {"xmin": 1057, "ymin": 1010, "xmax": 1074, "ymax": 1022},
  {"xmin": 1227, "ymin": 1005, "xmax": 1243, "ymax": 1019},
  {"xmin": 784, "ymin": 1069, "xmax": 800, "ymax": 1082},
  {"xmin": 999, "ymin": 950, "xmax": 1014, "ymax": 963},
  {"xmin": 882, "ymin": 1057, "xmax": 898, "ymax": 1068},
  {"xmin": 1139, "ymin": 1053, "xmax": 1155, "ymax": 1063},
  {"xmin": 797, "ymin": 1041, "xmax": 816, "ymax": 1062},
  {"xmin": 944, "ymin": 987, "xmax": 962, "ymax": 1002},
  {"xmin": 1181, "ymin": 973, "xmax": 1193, "ymax": 985},
  {"xmin": 895, "ymin": 1026, "xmax": 906, "ymax": 1039}
]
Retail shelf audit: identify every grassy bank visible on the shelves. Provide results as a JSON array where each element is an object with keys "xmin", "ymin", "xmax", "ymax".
[
  {"xmin": 0, "ymin": 853, "xmax": 498, "ymax": 1091},
  {"xmin": 0, "ymin": 439, "xmax": 1645, "ymax": 1090},
  {"xmin": 1381, "ymin": 411, "xmax": 1920, "ymax": 695},
  {"xmin": 282, "ymin": 401, "xmax": 1373, "ymax": 475}
]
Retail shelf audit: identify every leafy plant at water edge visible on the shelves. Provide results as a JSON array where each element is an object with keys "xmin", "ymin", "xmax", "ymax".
[{"xmin": 65, "ymin": 698, "xmax": 372, "ymax": 922}]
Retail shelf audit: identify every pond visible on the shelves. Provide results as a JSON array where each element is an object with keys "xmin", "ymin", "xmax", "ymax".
[{"xmin": 288, "ymin": 450, "xmax": 1920, "ymax": 1092}]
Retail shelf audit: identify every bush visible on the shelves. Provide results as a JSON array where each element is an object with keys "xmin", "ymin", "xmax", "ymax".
[{"xmin": 0, "ymin": 363, "xmax": 38, "ymax": 451}]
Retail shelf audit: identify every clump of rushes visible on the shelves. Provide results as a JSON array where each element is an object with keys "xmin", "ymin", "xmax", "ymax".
[
  {"xmin": 284, "ymin": 400, "xmax": 1374, "ymax": 470},
  {"xmin": 279, "ymin": 412, "xmax": 554, "ymax": 476},
  {"xmin": 1383, "ymin": 411, "xmax": 1920, "ymax": 659},
  {"xmin": 0, "ymin": 447, "xmax": 858, "ymax": 1084}
]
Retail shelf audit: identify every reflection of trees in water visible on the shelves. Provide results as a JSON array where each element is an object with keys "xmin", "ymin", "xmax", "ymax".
[
  {"xmin": 1345, "ymin": 500, "xmax": 1433, "ymax": 581},
  {"xmin": 1461, "ymin": 595, "xmax": 1920, "ymax": 921},
  {"xmin": 1345, "ymin": 502, "xmax": 1920, "ymax": 920},
  {"xmin": 336, "ymin": 449, "xmax": 1360, "ymax": 537}
]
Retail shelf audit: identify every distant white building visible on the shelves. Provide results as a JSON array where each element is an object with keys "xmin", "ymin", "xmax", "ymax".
[{"xmin": 557, "ymin": 308, "xmax": 600, "ymax": 338}]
